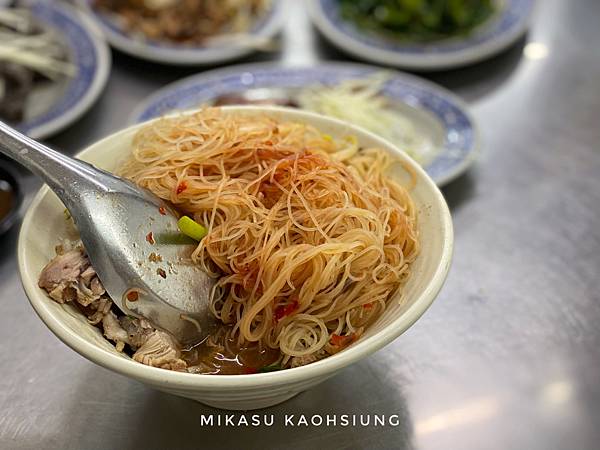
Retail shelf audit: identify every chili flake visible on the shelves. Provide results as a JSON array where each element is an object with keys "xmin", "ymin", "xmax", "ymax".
[
  {"xmin": 274, "ymin": 298, "xmax": 299, "ymax": 322},
  {"xmin": 330, "ymin": 333, "xmax": 356, "ymax": 347}
]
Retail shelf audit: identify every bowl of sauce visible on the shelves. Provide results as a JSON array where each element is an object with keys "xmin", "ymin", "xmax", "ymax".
[{"xmin": 0, "ymin": 164, "xmax": 23, "ymax": 236}]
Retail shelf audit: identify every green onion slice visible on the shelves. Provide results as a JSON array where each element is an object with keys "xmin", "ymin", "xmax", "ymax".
[{"xmin": 177, "ymin": 216, "xmax": 207, "ymax": 241}]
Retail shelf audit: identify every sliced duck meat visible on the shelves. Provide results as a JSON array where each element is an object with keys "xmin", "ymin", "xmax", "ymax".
[
  {"xmin": 102, "ymin": 312, "xmax": 129, "ymax": 352},
  {"xmin": 118, "ymin": 316, "xmax": 154, "ymax": 350},
  {"xmin": 133, "ymin": 330, "xmax": 187, "ymax": 371},
  {"xmin": 39, "ymin": 243, "xmax": 107, "ymax": 307},
  {"xmin": 39, "ymin": 242, "xmax": 187, "ymax": 371},
  {"xmin": 38, "ymin": 248, "xmax": 88, "ymax": 303}
]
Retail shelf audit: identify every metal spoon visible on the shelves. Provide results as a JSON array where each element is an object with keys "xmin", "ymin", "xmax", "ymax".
[{"xmin": 0, "ymin": 121, "xmax": 215, "ymax": 344}]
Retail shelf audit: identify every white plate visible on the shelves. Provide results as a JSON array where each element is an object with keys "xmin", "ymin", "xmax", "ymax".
[
  {"xmin": 131, "ymin": 63, "xmax": 480, "ymax": 186},
  {"xmin": 7, "ymin": 1, "xmax": 111, "ymax": 139},
  {"xmin": 308, "ymin": 0, "xmax": 535, "ymax": 70},
  {"xmin": 76, "ymin": 0, "xmax": 285, "ymax": 66}
]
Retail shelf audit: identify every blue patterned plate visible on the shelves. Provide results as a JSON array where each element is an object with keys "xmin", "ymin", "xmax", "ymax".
[
  {"xmin": 3, "ymin": 1, "xmax": 110, "ymax": 139},
  {"xmin": 131, "ymin": 63, "xmax": 479, "ymax": 186},
  {"xmin": 308, "ymin": 0, "xmax": 535, "ymax": 70},
  {"xmin": 76, "ymin": 0, "xmax": 284, "ymax": 65}
]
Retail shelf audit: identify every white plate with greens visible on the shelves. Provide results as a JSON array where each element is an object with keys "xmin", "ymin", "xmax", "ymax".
[
  {"xmin": 131, "ymin": 63, "xmax": 479, "ymax": 186},
  {"xmin": 308, "ymin": 0, "xmax": 535, "ymax": 70}
]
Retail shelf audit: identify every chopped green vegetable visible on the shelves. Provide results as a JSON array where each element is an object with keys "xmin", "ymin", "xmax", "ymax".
[
  {"xmin": 177, "ymin": 216, "xmax": 207, "ymax": 241},
  {"xmin": 339, "ymin": 0, "xmax": 495, "ymax": 42},
  {"xmin": 153, "ymin": 232, "xmax": 196, "ymax": 245},
  {"xmin": 258, "ymin": 363, "xmax": 283, "ymax": 373}
]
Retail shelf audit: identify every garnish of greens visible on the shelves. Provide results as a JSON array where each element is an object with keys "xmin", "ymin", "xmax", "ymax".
[
  {"xmin": 258, "ymin": 363, "xmax": 282, "ymax": 373},
  {"xmin": 339, "ymin": 0, "xmax": 495, "ymax": 42},
  {"xmin": 0, "ymin": 8, "xmax": 76, "ymax": 122},
  {"xmin": 296, "ymin": 73, "xmax": 437, "ymax": 165},
  {"xmin": 178, "ymin": 216, "xmax": 208, "ymax": 241}
]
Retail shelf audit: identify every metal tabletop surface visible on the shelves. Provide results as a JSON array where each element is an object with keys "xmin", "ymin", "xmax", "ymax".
[{"xmin": 1, "ymin": 0, "xmax": 599, "ymax": 449}]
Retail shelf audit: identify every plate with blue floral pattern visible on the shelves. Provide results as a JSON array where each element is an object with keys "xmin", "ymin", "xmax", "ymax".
[
  {"xmin": 308, "ymin": 0, "xmax": 535, "ymax": 70},
  {"xmin": 131, "ymin": 63, "xmax": 479, "ymax": 186},
  {"xmin": 2, "ymin": 1, "xmax": 110, "ymax": 139},
  {"xmin": 75, "ymin": 0, "xmax": 284, "ymax": 66}
]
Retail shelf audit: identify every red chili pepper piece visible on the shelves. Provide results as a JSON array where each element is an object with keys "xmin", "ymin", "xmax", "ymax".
[
  {"xmin": 146, "ymin": 232, "xmax": 155, "ymax": 244},
  {"xmin": 274, "ymin": 298, "xmax": 299, "ymax": 322},
  {"xmin": 330, "ymin": 333, "xmax": 356, "ymax": 347},
  {"xmin": 256, "ymin": 148, "xmax": 281, "ymax": 159},
  {"xmin": 126, "ymin": 291, "xmax": 139, "ymax": 302},
  {"xmin": 158, "ymin": 207, "xmax": 166, "ymax": 215},
  {"xmin": 176, "ymin": 181, "xmax": 187, "ymax": 194}
]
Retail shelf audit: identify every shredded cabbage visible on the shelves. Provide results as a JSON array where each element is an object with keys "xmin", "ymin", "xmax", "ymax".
[
  {"xmin": 0, "ymin": 9, "xmax": 77, "ymax": 80},
  {"xmin": 296, "ymin": 73, "xmax": 437, "ymax": 165}
]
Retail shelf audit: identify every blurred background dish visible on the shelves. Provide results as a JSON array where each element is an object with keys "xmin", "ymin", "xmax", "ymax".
[
  {"xmin": 0, "ymin": 1, "xmax": 110, "ymax": 139},
  {"xmin": 308, "ymin": 0, "xmax": 535, "ymax": 70},
  {"xmin": 0, "ymin": 162, "xmax": 22, "ymax": 237},
  {"xmin": 337, "ymin": 0, "xmax": 496, "ymax": 42},
  {"xmin": 131, "ymin": 63, "xmax": 479, "ymax": 186},
  {"xmin": 76, "ymin": 0, "xmax": 285, "ymax": 65}
]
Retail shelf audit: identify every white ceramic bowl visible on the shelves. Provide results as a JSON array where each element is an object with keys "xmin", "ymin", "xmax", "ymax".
[{"xmin": 18, "ymin": 106, "xmax": 453, "ymax": 410}]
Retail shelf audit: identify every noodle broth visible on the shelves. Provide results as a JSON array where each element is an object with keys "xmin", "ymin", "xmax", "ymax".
[{"xmin": 183, "ymin": 328, "xmax": 281, "ymax": 375}]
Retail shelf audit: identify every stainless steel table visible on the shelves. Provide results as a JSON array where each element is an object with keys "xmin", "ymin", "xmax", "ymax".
[{"xmin": 1, "ymin": 1, "xmax": 599, "ymax": 449}]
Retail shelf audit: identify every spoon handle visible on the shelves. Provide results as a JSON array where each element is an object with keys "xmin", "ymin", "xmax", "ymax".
[{"xmin": 0, "ymin": 121, "xmax": 111, "ymax": 204}]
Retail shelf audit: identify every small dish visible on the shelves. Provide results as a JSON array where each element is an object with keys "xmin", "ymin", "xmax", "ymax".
[
  {"xmin": 75, "ymin": 0, "xmax": 285, "ymax": 66},
  {"xmin": 131, "ymin": 62, "xmax": 479, "ymax": 186},
  {"xmin": 307, "ymin": 0, "xmax": 535, "ymax": 70},
  {"xmin": 4, "ymin": 1, "xmax": 111, "ymax": 139},
  {"xmin": 0, "ymin": 163, "xmax": 23, "ymax": 237},
  {"xmin": 18, "ymin": 106, "xmax": 453, "ymax": 410}
]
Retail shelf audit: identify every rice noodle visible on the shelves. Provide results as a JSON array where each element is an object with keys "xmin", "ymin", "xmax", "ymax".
[{"xmin": 119, "ymin": 108, "xmax": 419, "ymax": 365}]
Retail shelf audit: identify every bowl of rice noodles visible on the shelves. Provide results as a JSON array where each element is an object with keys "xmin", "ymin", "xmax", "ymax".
[{"xmin": 18, "ymin": 106, "xmax": 453, "ymax": 410}]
